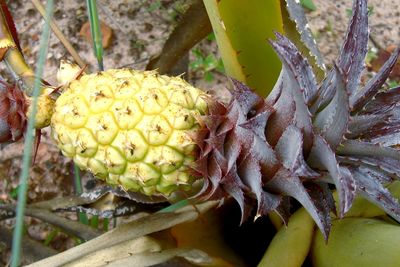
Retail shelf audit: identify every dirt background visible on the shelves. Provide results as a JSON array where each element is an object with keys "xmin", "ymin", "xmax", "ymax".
[{"xmin": 0, "ymin": 0, "xmax": 399, "ymax": 265}]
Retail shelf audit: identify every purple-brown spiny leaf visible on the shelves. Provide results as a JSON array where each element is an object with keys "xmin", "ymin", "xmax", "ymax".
[
  {"xmin": 191, "ymin": 0, "xmax": 400, "ymax": 238},
  {"xmin": 0, "ymin": 80, "xmax": 27, "ymax": 143}
]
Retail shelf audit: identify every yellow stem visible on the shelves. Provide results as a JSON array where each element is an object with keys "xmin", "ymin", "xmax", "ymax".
[
  {"xmin": 4, "ymin": 48, "xmax": 34, "ymax": 78},
  {"xmin": 258, "ymin": 208, "xmax": 315, "ymax": 267},
  {"xmin": 0, "ymin": 8, "xmax": 36, "ymax": 94}
]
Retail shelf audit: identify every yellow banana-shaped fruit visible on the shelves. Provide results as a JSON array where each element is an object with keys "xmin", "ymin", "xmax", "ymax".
[
  {"xmin": 312, "ymin": 217, "xmax": 400, "ymax": 267},
  {"xmin": 258, "ymin": 208, "xmax": 315, "ymax": 267}
]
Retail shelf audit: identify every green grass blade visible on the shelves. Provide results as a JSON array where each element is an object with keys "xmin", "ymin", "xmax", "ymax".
[
  {"xmin": 73, "ymin": 164, "xmax": 89, "ymax": 225},
  {"xmin": 158, "ymin": 199, "xmax": 190, "ymax": 213},
  {"xmin": 90, "ymin": 215, "xmax": 99, "ymax": 228},
  {"xmin": 10, "ymin": 1, "xmax": 54, "ymax": 266},
  {"xmin": 43, "ymin": 229, "xmax": 59, "ymax": 246},
  {"xmin": 85, "ymin": 0, "xmax": 104, "ymax": 229},
  {"xmin": 86, "ymin": 0, "xmax": 104, "ymax": 71},
  {"xmin": 103, "ymin": 218, "xmax": 109, "ymax": 231}
]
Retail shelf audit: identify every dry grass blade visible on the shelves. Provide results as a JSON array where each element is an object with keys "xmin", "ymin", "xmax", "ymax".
[
  {"xmin": 24, "ymin": 208, "xmax": 102, "ymax": 240},
  {"xmin": 26, "ymin": 201, "xmax": 219, "ymax": 267},
  {"xmin": 104, "ymin": 248, "xmax": 213, "ymax": 267},
  {"xmin": 29, "ymin": 195, "xmax": 99, "ymax": 210},
  {"xmin": 1, "ymin": 205, "xmax": 102, "ymax": 240},
  {"xmin": 63, "ymin": 236, "xmax": 162, "ymax": 267},
  {"xmin": 31, "ymin": 0, "xmax": 86, "ymax": 69}
]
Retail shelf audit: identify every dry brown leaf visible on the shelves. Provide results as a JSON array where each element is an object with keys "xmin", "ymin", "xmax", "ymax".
[
  {"xmin": 0, "ymin": 225, "xmax": 56, "ymax": 263},
  {"xmin": 64, "ymin": 236, "xmax": 162, "ymax": 267},
  {"xmin": 171, "ymin": 208, "xmax": 246, "ymax": 267},
  {"xmin": 369, "ymin": 45, "xmax": 400, "ymax": 81},
  {"xmin": 79, "ymin": 21, "xmax": 113, "ymax": 49},
  {"xmin": 26, "ymin": 201, "xmax": 219, "ymax": 267},
  {"xmin": 104, "ymin": 248, "xmax": 212, "ymax": 267}
]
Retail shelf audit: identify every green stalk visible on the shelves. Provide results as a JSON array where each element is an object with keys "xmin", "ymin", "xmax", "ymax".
[
  {"xmin": 86, "ymin": 0, "xmax": 104, "ymax": 71},
  {"xmin": 90, "ymin": 215, "xmax": 99, "ymax": 229},
  {"xmin": 73, "ymin": 164, "xmax": 89, "ymax": 225},
  {"xmin": 10, "ymin": 1, "xmax": 54, "ymax": 266},
  {"xmin": 85, "ymin": 0, "xmax": 105, "ymax": 228},
  {"xmin": 159, "ymin": 199, "xmax": 190, "ymax": 213},
  {"xmin": 103, "ymin": 218, "xmax": 109, "ymax": 231}
]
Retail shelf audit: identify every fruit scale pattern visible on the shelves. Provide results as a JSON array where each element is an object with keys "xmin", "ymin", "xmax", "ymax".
[{"xmin": 51, "ymin": 69, "xmax": 208, "ymax": 196}]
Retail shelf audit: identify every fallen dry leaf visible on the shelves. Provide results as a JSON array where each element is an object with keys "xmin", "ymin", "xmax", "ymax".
[
  {"xmin": 171, "ymin": 208, "xmax": 246, "ymax": 267},
  {"xmin": 26, "ymin": 201, "xmax": 219, "ymax": 267},
  {"xmin": 79, "ymin": 21, "xmax": 113, "ymax": 49},
  {"xmin": 368, "ymin": 45, "xmax": 400, "ymax": 81}
]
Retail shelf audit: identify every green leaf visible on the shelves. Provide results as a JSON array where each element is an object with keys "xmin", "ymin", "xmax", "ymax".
[
  {"xmin": 388, "ymin": 80, "xmax": 400, "ymax": 88},
  {"xmin": 204, "ymin": 71, "xmax": 215, "ymax": 82},
  {"xmin": 203, "ymin": 0, "xmax": 283, "ymax": 97},
  {"xmin": 43, "ymin": 229, "xmax": 59, "ymax": 246},
  {"xmin": 189, "ymin": 55, "xmax": 204, "ymax": 71},
  {"xmin": 206, "ymin": 32, "xmax": 216, "ymax": 41},
  {"xmin": 300, "ymin": 0, "xmax": 317, "ymax": 11},
  {"xmin": 147, "ymin": 0, "xmax": 162, "ymax": 12},
  {"xmin": 216, "ymin": 59, "xmax": 225, "ymax": 72},
  {"xmin": 204, "ymin": 54, "xmax": 219, "ymax": 71},
  {"xmin": 10, "ymin": 185, "xmax": 20, "ymax": 200}
]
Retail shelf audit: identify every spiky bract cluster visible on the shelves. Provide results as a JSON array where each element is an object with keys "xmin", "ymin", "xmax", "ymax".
[{"xmin": 0, "ymin": 80, "xmax": 27, "ymax": 143}]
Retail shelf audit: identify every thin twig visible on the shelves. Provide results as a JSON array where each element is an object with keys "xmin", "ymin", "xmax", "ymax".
[
  {"xmin": 146, "ymin": 0, "xmax": 212, "ymax": 74},
  {"xmin": 0, "ymin": 225, "xmax": 57, "ymax": 263},
  {"xmin": 1, "ymin": 204, "xmax": 102, "ymax": 240},
  {"xmin": 31, "ymin": 0, "xmax": 86, "ymax": 69},
  {"xmin": 97, "ymin": 0, "xmax": 126, "ymax": 33}
]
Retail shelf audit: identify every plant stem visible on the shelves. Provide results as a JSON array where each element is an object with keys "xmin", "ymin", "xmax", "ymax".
[
  {"xmin": 10, "ymin": 1, "xmax": 54, "ymax": 266},
  {"xmin": 0, "ymin": 9, "xmax": 35, "ymax": 94},
  {"xmin": 86, "ymin": 0, "xmax": 104, "ymax": 71},
  {"xmin": 73, "ymin": 164, "xmax": 89, "ymax": 225},
  {"xmin": 90, "ymin": 215, "xmax": 99, "ymax": 229}
]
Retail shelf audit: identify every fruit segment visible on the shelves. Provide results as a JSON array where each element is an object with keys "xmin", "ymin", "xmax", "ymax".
[{"xmin": 52, "ymin": 69, "xmax": 207, "ymax": 196}]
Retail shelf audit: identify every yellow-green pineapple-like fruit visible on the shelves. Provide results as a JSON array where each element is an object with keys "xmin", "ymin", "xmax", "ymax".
[{"xmin": 51, "ymin": 69, "xmax": 208, "ymax": 196}]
